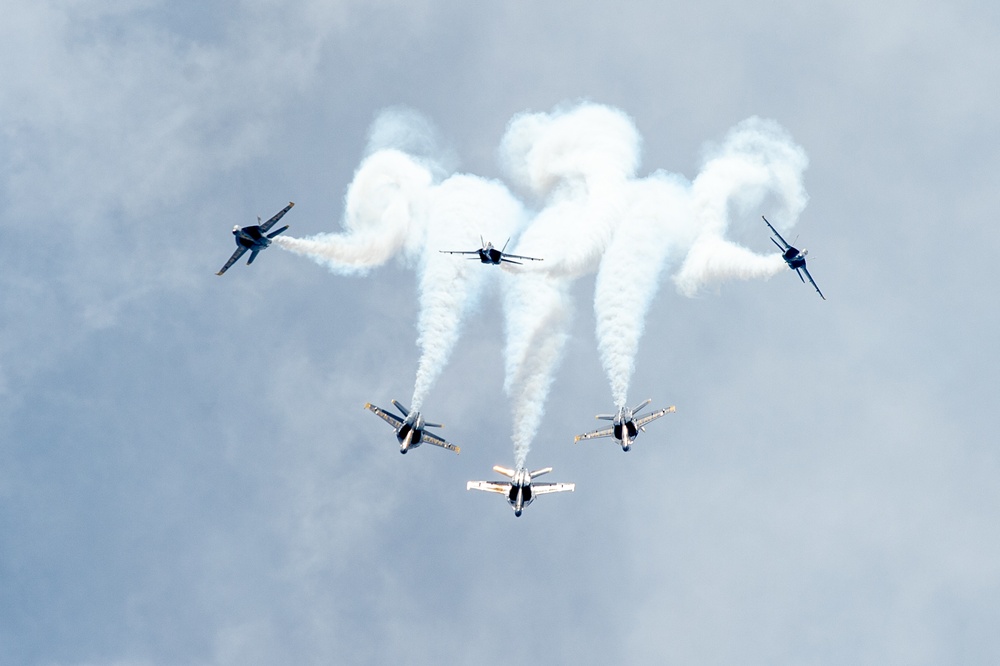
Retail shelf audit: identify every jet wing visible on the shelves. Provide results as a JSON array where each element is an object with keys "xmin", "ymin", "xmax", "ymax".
[
  {"xmin": 502, "ymin": 253, "xmax": 543, "ymax": 262},
  {"xmin": 634, "ymin": 405, "xmax": 677, "ymax": 430},
  {"xmin": 439, "ymin": 249, "xmax": 479, "ymax": 256},
  {"xmin": 800, "ymin": 266, "xmax": 826, "ymax": 300},
  {"xmin": 216, "ymin": 246, "xmax": 248, "ymax": 276},
  {"xmin": 532, "ymin": 482, "xmax": 575, "ymax": 495},
  {"xmin": 421, "ymin": 430, "xmax": 460, "ymax": 454},
  {"xmin": 467, "ymin": 480, "xmax": 510, "ymax": 494},
  {"xmin": 365, "ymin": 402, "xmax": 403, "ymax": 429},
  {"xmin": 762, "ymin": 215, "xmax": 792, "ymax": 250},
  {"xmin": 574, "ymin": 426, "xmax": 614, "ymax": 442},
  {"xmin": 259, "ymin": 202, "xmax": 295, "ymax": 233}
]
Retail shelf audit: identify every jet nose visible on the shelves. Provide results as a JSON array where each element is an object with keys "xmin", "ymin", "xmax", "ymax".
[{"xmin": 514, "ymin": 510, "xmax": 522, "ymax": 517}]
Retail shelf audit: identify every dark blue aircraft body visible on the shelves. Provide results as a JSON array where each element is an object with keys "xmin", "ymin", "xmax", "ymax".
[
  {"xmin": 216, "ymin": 202, "xmax": 294, "ymax": 275},
  {"xmin": 763, "ymin": 215, "xmax": 825, "ymax": 300}
]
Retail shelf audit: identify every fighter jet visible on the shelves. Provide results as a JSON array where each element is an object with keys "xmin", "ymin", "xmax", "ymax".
[
  {"xmin": 216, "ymin": 202, "xmax": 295, "ymax": 276},
  {"xmin": 574, "ymin": 399, "xmax": 676, "ymax": 452},
  {"xmin": 763, "ymin": 215, "xmax": 825, "ymax": 300},
  {"xmin": 467, "ymin": 465, "xmax": 574, "ymax": 517},
  {"xmin": 439, "ymin": 237, "xmax": 542, "ymax": 265},
  {"xmin": 364, "ymin": 400, "xmax": 459, "ymax": 454}
]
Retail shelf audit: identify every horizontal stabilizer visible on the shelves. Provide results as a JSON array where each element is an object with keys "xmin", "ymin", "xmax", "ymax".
[
  {"xmin": 595, "ymin": 414, "xmax": 615, "ymax": 420},
  {"xmin": 423, "ymin": 421, "xmax": 443, "ymax": 429},
  {"xmin": 246, "ymin": 248, "xmax": 260, "ymax": 265},
  {"xmin": 266, "ymin": 224, "xmax": 289, "ymax": 239},
  {"xmin": 529, "ymin": 467, "xmax": 552, "ymax": 479},
  {"xmin": 630, "ymin": 398, "xmax": 652, "ymax": 414},
  {"xmin": 492, "ymin": 465, "xmax": 515, "ymax": 478}
]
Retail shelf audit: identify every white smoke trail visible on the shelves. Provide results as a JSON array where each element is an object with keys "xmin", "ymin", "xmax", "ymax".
[
  {"xmin": 275, "ymin": 148, "xmax": 432, "ymax": 273},
  {"xmin": 277, "ymin": 108, "xmax": 522, "ymax": 415},
  {"xmin": 589, "ymin": 114, "xmax": 809, "ymax": 410},
  {"xmin": 593, "ymin": 173, "xmax": 691, "ymax": 409},
  {"xmin": 409, "ymin": 175, "xmax": 524, "ymax": 412},
  {"xmin": 276, "ymin": 103, "xmax": 810, "ymax": 468},
  {"xmin": 496, "ymin": 103, "xmax": 642, "ymax": 464},
  {"xmin": 495, "ymin": 104, "xmax": 813, "ymax": 461},
  {"xmin": 499, "ymin": 103, "xmax": 639, "ymax": 277},
  {"xmin": 673, "ymin": 116, "xmax": 809, "ymax": 295},
  {"xmin": 501, "ymin": 273, "xmax": 572, "ymax": 469}
]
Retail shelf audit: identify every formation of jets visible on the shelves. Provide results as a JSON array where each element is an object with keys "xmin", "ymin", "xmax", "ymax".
[
  {"xmin": 219, "ymin": 205, "xmax": 826, "ymax": 517},
  {"xmin": 440, "ymin": 237, "xmax": 543, "ymax": 265}
]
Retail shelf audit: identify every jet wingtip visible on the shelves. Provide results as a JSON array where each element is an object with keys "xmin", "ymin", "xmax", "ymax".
[
  {"xmin": 667, "ymin": 405, "xmax": 677, "ymax": 413},
  {"xmin": 363, "ymin": 402, "xmax": 372, "ymax": 410}
]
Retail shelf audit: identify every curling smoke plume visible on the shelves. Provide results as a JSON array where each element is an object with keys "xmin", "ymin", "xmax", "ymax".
[
  {"xmin": 279, "ymin": 103, "xmax": 810, "ymax": 466},
  {"xmin": 593, "ymin": 116, "xmax": 809, "ymax": 409},
  {"xmin": 496, "ymin": 103, "xmax": 643, "ymax": 465},
  {"xmin": 497, "ymin": 104, "xmax": 808, "ymax": 450},
  {"xmin": 278, "ymin": 108, "xmax": 523, "ymax": 413}
]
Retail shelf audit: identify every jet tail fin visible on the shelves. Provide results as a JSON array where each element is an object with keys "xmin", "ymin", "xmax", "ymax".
[
  {"xmin": 391, "ymin": 400, "xmax": 410, "ymax": 417},
  {"xmin": 423, "ymin": 421, "xmax": 443, "ymax": 429},
  {"xmin": 246, "ymin": 248, "xmax": 260, "ymax": 265},
  {"xmin": 631, "ymin": 398, "xmax": 652, "ymax": 414},
  {"xmin": 595, "ymin": 414, "xmax": 615, "ymax": 421},
  {"xmin": 492, "ymin": 465, "xmax": 515, "ymax": 478},
  {"xmin": 529, "ymin": 467, "xmax": 553, "ymax": 479},
  {"xmin": 266, "ymin": 224, "xmax": 289, "ymax": 239}
]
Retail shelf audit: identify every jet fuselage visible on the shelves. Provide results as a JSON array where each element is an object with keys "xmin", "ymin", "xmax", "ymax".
[
  {"xmin": 507, "ymin": 467, "xmax": 535, "ymax": 516},
  {"xmin": 782, "ymin": 246, "xmax": 808, "ymax": 270},
  {"xmin": 608, "ymin": 407, "xmax": 641, "ymax": 451},
  {"xmin": 477, "ymin": 243, "xmax": 504, "ymax": 264},
  {"xmin": 396, "ymin": 412, "xmax": 426, "ymax": 453},
  {"xmin": 234, "ymin": 225, "xmax": 272, "ymax": 251}
]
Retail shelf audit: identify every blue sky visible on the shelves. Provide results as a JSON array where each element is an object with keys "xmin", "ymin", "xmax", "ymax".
[{"xmin": 2, "ymin": 1, "xmax": 999, "ymax": 663}]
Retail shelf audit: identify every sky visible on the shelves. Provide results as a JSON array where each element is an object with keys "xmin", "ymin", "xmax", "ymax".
[{"xmin": 1, "ymin": 0, "xmax": 999, "ymax": 663}]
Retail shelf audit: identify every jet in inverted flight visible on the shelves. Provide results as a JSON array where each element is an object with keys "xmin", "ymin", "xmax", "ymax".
[
  {"xmin": 365, "ymin": 400, "xmax": 459, "ymax": 454},
  {"xmin": 467, "ymin": 465, "xmax": 574, "ymax": 517},
  {"xmin": 216, "ymin": 201, "xmax": 294, "ymax": 276},
  {"xmin": 440, "ymin": 237, "xmax": 542, "ymax": 265},
  {"xmin": 575, "ymin": 399, "xmax": 676, "ymax": 452},
  {"xmin": 763, "ymin": 215, "xmax": 825, "ymax": 300}
]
